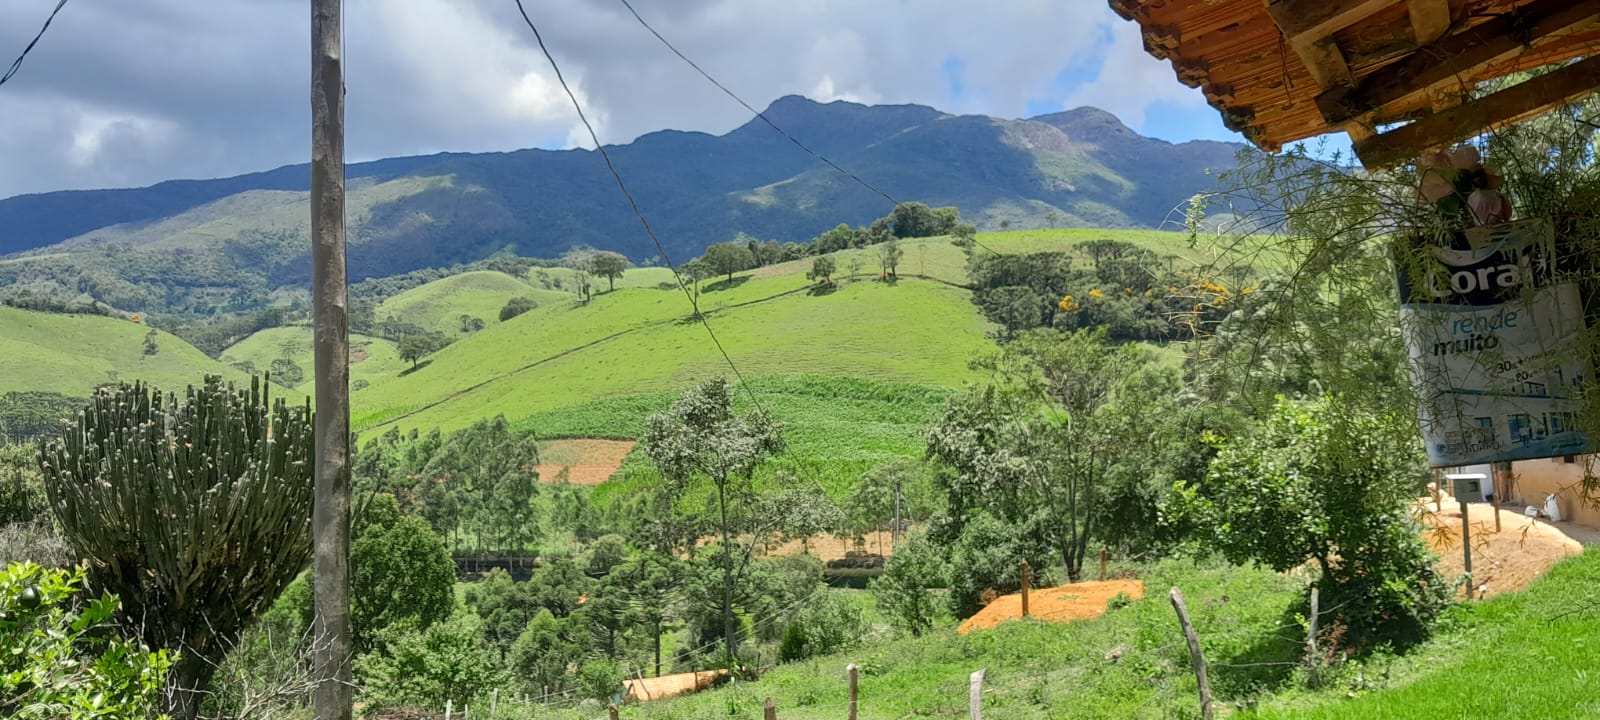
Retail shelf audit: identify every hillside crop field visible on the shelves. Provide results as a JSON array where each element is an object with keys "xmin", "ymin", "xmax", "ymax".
[
  {"xmin": 0, "ymin": 306, "xmax": 251, "ymax": 397},
  {"xmin": 219, "ymin": 326, "xmax": 407, "ymax": 394},
  {"xmin": 375, "ymin": 270, "xmax": 572, "ymax": 335}
]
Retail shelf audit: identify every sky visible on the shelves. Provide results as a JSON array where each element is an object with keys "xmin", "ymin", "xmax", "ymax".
[{"xmin": 0, "ymin": 0, "xmax": 1243, "ymax": 200}]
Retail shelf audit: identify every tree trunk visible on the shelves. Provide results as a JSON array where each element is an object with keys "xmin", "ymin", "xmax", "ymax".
[{"xmin": 165, "ymin": 650, "xmax": 223, "ymax": 720}]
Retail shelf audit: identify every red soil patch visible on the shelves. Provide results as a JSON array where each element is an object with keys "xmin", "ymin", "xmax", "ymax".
[
  {"xmin": 1419, "ymin": 498, "xmax": 1593, "ymax": 598},
  {"xmin": 957, "ymin": 579, "xmax": 1145, "ymax": 634},
  {"xmin": 532, "ymin": 439, "xmax": 636, "ymax": 485},
  {"xmin": 622, "ymin": 668, "xmax": 728, "ymax": 702}
]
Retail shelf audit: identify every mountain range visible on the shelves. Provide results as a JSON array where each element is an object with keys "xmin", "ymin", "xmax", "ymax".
[{"xmin": 0, "ymin": 96, "xmax": 1245, "ymax": 296}]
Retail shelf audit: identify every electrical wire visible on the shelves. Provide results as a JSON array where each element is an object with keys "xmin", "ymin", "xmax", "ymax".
[
  {"xmin": 613, "ymin": 0, "xmax": 1005, "ymax": 258},
  {"xmin": 514, "ymin": 0, "xmax": 767, "ymax": 414},
  {"xmin": 1, "ymin": 0, "xmax": 68, "ymax": 88}
]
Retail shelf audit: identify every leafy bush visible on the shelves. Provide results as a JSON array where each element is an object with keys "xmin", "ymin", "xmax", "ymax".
[
  {"xmin": 944, "ymin": 514, "xmax": 1055, "ymax": 619},
  {"xmin": 499, "ymin": 296, "xmax": 539, "ymax": 322},
  {"xmin": 870, "ymin": 533, "xmax": 947, "ymax": 636},
  {"xmin": 352, "ymin": 494, "xmax": 457, "ymax": 651},
  {"xmin": 1, "ymin": 562, "xmax": 171, "ymax": 719},
  {"xmin": 355, "ymin": 609, "xmax": 506, "ymax": 713},
  {"xmin": 1201, "ymin": 396, "xmax": 1450, "ymax": 650},
  {"xmin": 777, "ymin": 589, "xmax": 869, "ymax": 662}
]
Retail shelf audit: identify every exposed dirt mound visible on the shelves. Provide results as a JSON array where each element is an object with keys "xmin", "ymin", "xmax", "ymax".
[
  {"xmin": 958, "ymin": 579, "xmax": 1145, "ymax": 634},
  {"xmin": 1420, "ymin": 499, "xmax": 1596, "ymax": 598},
  {"xmin": 623, "ymin": 668, "xmax": 729, "ymax": 702},
  {"xmin": 532, "ymin": 438, "xmax": 636, "ymax": 485}
]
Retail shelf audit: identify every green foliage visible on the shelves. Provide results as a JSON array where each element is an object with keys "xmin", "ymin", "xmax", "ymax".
[
  {"xmin": 0, "ymin": 443, "xmax": 45, "ymax": 525},
  {"xmin": 399, "ymin": 334, "xmax": 441, "ymax": 368},
  {"xmin": 509, "ymin": 608, "xmax": 584, "ymax": 697},
  {"xmin": 870, "ymin": 533, "xmax": 947, "ymax": 637},
  {"xmin": 806, "ymin": 255, "xmax": 836, "ymax": 285},
  {"xmin": 1199, "ymin": 396, "xmax": 1449, "ymax": 649},
  {"xmin": 0, "ymin": 562, "xmax": 171, "ymax": 720},
  {"xmin": 409, "ymin": 415, "xmax": 542, "ymax": 554},
  {"xmin": 38, "ymin": 375, "xmax": 313, "ymax": 719},
  {"xmin": 777, "ymin": 589, "xmax": 869, "ymax": 662},
  {"xmin": 587, "ymin": 251, "xmax": 631, "ymax": 292},
  {"xmin": 876, "ymin": 238, "xmax": 904, "ymax": 278},
  {"xmin": 701, "ymin": 242, "xmax": 756, "ymax": 282},
  {"xmin": 355, "ymin": 609, "xmax": 507, "ymax": 713},
  {"xmin": 942, "ymin": 514, "xmax": 1055, "ymax": 619},
  {"xmin": 268, "ymin": 357, "xmax": 305, "ymax": 387},
  {"xmin": 141, "ymin": 330, "xmax": 159, "ymax": 357},
  {"xmin": 352, "ymin": 494, "xmax": 458, "ymax": 651},
  {"xmin": 0, "ymin": 391, "xmax": 83, "ymax": 442},
  {"xmin": 500, "ymin": 295, "xmax": 538, "ymax": 321},
  {"xmin": 888, "ymin": 202, "xmax": 964, "ymax": 239},
  {"xmin": 927, "ymin": 328, "xmax": 1179, "ymax": 584}
]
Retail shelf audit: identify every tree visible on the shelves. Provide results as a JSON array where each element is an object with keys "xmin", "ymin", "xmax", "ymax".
[
  {"xmin": 416, "ymin": 415, "xmax": 541, "ymax": 554},
  {"xmin": 142, "ymin": 329, "xmax": 159, "ymax": 356},
  {"xmin": 927, "ymin": 328, "xmax": 1176, "ymax": 583},
  {"xmin": 999, "ymin": 219, "xmax": 1012, "ymax": 231},
  {"xmin": 1045, "ymin": 210, "xmax": 1060, "ymax": 228},
  {"xmin": 869, "ymin": 534, "xmax": 945, "ymax": 637},
  {"xmin": 814, "ymin": 224, "xmax": 860, "ymax": 254},
  {"xmin": 270, "ymin": 357, "xmax": 306, "ymax": 387},
  {"xmin": 499, "ymin": 296, "xmax": 538, "ymax": 322},
  {"xmin": 806, "ymin": 256, "xmax": 837, "ymax": 286},
  {"xmin": 38, "ymin": 376, "xmax": 314, "ymax": 719},
  {"xmin": 1, "ymin": 562, "xmax": 172, "ymax": 719},
  {"xmin": 588, "ymin": 251, "xmax": 631, "ymax": 292},
  {"xmin": 355, "ymin": 610, "xmax": 506, "ymax": 713},
  {"xmin": 643, "ymin": 378, "xmax": 784, "ymax": 660},
  {"xmin": 877, "ymin": 238, "xmax": 903, "ymax": 278},
  {"xmin": 398, "ymin": 335, "xmax": 437, "ymax": 369},
  {"xmin": 458, "ymin": 314, "xmax": 485, "ymax": 334},
  {"xmin": 702, "ymin": 242, "xmax": 755, "ymax": 283},
  {"xmin": 563, "ymin": 248, "xmax": 596, "ymax": 303},
  {"xmin": 680, "ymin": 259, "xmax": 715, "ymax": 305},
  {"xmin": 351, "ymin": 494, "xmax": 457, "ymax": 651},
  {"xmin": 1199, "ymin": 396, "xmax": 1450, "ymax": 648}
]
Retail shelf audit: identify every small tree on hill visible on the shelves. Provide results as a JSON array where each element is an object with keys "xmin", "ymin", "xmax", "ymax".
[
  {"xmin": 807, "ymin": 256, "xmax": 837, "ymax": 286},
  {"xmin": 588, "ymin": 251, "xmax": 631, "ymax": 292},
  {"xmin": 38, "ymin": 376, "xmax": 314, "ymax": 720},
  {"xmin": 351, "ymin": 494, "xmax": 456, "ymax": 651},
  {"xmin": 399, "ymin": 334, "xmax": 437, "ymax": 369},
  {"xmin": 877, "ymin": 238, "xmax": 903, "ymax": 279},
  {"xmin": 702, "ymin": 242, "xmax": 756, "ymax": 284}
]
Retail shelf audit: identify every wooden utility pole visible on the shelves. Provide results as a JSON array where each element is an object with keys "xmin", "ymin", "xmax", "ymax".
[
  {"xmin": 1304, "ymin": 587, "xmax": 1321, "ymax": 688},
  {"xmin": 310, "ymin": 0, "xmax": 352, "ymax": 719}
]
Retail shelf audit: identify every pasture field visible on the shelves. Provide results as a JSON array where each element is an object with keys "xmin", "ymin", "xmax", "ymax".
[
  {"xmin": 375, "ymin": 270, "xmax": 571, "ymax": 336},
  {"xmin": 0, "ymin": 306, "xmax": 252, "ymax": 397},
  {"xmin": 219, "ymin": 326, "xmax": 407, "ymax": 394}
]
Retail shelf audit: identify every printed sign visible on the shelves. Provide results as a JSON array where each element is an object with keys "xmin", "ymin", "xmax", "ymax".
[{"xmin": 1396, "ymin": 218, "xmax": 1592, "ymax": 467}]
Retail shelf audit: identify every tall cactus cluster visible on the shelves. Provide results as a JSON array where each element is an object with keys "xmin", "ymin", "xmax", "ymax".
[{"xmin": 38, "ymin": 374, "xmax": 314, "ymax": 720}]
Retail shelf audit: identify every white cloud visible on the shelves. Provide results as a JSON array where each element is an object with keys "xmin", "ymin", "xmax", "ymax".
[
  {"xmin": 1058, "ymin": 18, "xmax": 1207, "ymax": 130},
  {"xmin": 0, "ymin": 0, "xmax": 1149, "ymax": 198}
]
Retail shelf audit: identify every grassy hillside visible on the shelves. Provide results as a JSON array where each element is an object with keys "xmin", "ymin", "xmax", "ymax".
[
  {"xmin": 0, "ymin": 307, "xmax": 252, "ymax": 397},
  {"xmin": 219, "ymin": 326, "xmax": 406, "ymax": 394},
  {"xmin": 375, "ymin": 270, "xmax": 571, "ymax": 336}
]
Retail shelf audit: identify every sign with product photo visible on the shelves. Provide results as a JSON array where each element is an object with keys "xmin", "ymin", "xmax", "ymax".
[{"xmin": 1396, "ymin": 218, "xmax": 1593, "ymax": 467}]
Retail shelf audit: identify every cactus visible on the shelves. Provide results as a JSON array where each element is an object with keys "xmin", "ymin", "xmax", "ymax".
[{"xmin": 38, "ymin": 375, "xmax": 313, "ymax": 720}]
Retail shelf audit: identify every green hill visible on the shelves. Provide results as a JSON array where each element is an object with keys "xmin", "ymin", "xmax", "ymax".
[
  {"xmin": 218, "ymin": 326, "xmax": 406, "ymax": 394},
  {"xmin": 375, "ymin": 270, "xmax": 570, "ymax": 336},
  {"xmin": 0, "ymin": 307, "xmax": 251, "ymax": 397}
]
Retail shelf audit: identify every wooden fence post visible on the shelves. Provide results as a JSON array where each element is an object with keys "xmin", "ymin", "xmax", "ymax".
[
  {"xmin": 444, "ymin": 700, "xmax": 452, "ymax": 720},
  {"xmin": 764, "ymin": 696, "xmax": 778, "ymax": 720},
  {"xmin": 608, "ymin": 703, "xmax": 620, "ymax": 720},
  {"xmin": 1020, "ymin": 561, "xmax": 1031, "ymax": 617},
  {"xmin": 1169, "ymin": 587, "xmax": 1214, "ymax": 720},
  {"xmin": 489, "ymin": 689, "xmax": 498, "ymax": 718},
  {"xmin": 1305, "ymin": 586, "xmax": 1321, "ymax": 688},
  {"xmin": 1100, "ymin": 547, "xmax": 1108, "ymax": 581},
  {"xmin": 969, "ymin": 669, "xmax": 985, "ymax": 720},
  {"xmin": 847, "ymin": 663, "xmax": 859, "ymax": 720}
]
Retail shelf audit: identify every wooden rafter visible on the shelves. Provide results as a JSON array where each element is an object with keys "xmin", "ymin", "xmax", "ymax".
[
  {"xmin": 1407, "ymin": 0, "xmax": 1453, "ymax": 45},
  {"xmin": 1266, "ymin": 0, "xmax": 1391, "ymax": 44},
  {"xmin": 1319, "ymin": 0, "xmax": 1600, "ymax": 126},
  {"xmin": 1353, "ymin": 53, "xmax": 1600, "ymax": 168}
]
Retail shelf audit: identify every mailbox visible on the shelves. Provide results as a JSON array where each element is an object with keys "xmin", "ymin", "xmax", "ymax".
[{"xmin": 1446, "ymin": 473, "xmax": 1488, "ymax": 503}]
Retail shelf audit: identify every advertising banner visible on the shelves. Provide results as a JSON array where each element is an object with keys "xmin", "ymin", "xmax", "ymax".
[{"xmin": 1396, "ymin": 218, "xmax": 1593, "ymax": 467}]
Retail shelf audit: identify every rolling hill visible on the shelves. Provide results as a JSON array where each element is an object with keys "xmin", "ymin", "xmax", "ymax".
[
  {"xmin": 0, "ymin": 306, "xmax": 254, "ymax": 398},
  {"xmin": 0, "ymin": 98, "xmax": 1245, "ymax": 325},
  {"xmin": 374, "ymin": 270, "xmax": 571, "ymax": 336},
  {"xmin": 217, "ymin": 326, "xmax": 407, "ymax": 394}
]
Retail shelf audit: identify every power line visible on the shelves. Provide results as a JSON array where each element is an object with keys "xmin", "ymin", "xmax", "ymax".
[
  {"xmin": 1, "ymin": 0, "xmax": 68, "ymax": 88},
  {"xmin": 614, "ymin": 0, "xmax": 1004, "ymax": 258},
  {"xmin": 513, "ymin": 0, "xmax": 767, "ymax": 414}
]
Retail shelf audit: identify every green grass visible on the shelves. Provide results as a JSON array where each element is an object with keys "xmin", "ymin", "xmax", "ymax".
[
  {"xmin": 528, "ymin": 265, "xmax": 682, "ymax": 293},
  {"xmin": 351, "ymin": 270, "xmax": 993, "ymax": 435},
  {"xmin": 0, "ymin": 306, "xmax": 255, "ymax": 397},
  {"xmin": 609, "ymin": 558, "xmax": 1308, "ymax": 720},
  {"xmin": 218, "ymin": 326, "xmax": 407, "ymax": 394},
  {"xmin": 975, "ymin": 227, "xmax": 1216, "ymax": 266},
  {"xmin": 1257, "ymin": 549, "xmax": 1600, "ymax": 719},
  {"xmin": 375, "ymin": 270, "xmax": 572, "ymax": 336}
]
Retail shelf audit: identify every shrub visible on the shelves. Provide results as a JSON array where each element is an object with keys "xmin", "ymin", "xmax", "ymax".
[
  {"xmin": 355, "ymin": 609, "xmax": 506, "ymax": 713},
  {"xmin": 944, "ymin": 515, "xmax": 1055, "ymax": 619},
  {"xmin": 778, "ymin": 589, "xmax": 869, "ymax": 662},
  {"xmin": 0, "ymin": 562, "xmax": 171, "ymax": 719},
  {"xmin": 870, "ymin": 533, "xmax": 947, "ymax": 636},
  {"xmin": 499, "ymin": 296, "xmax": 538, "ymax": 322}
]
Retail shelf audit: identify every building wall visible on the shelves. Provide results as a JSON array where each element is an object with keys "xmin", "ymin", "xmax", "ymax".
[{"xmin": 1503, "ymin": 456, "xmax": 1600, "ymax": 527}]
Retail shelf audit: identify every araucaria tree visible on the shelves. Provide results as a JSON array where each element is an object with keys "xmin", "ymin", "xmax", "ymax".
[
  {"xmin": 643, "ymin": 378, "xmax": 784, "ymax": 661},
  {"xmin": 927, "ymin": 328, "xmax": 1176, "ymax": 582},
  {"xmin": 38, "ymin": 376, "xmax": 314, "ymax": 720}
]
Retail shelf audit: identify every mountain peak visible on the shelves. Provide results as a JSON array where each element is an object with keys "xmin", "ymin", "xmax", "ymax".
[{"xmin": 1027, "ymin": 106, "xmax": 1141, "ymax": 144}]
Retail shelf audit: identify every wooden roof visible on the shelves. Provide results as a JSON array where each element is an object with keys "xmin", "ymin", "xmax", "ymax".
[{"xmin": 1110, "ymin": 0, "xmax": 1600, "ymax": 168}]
